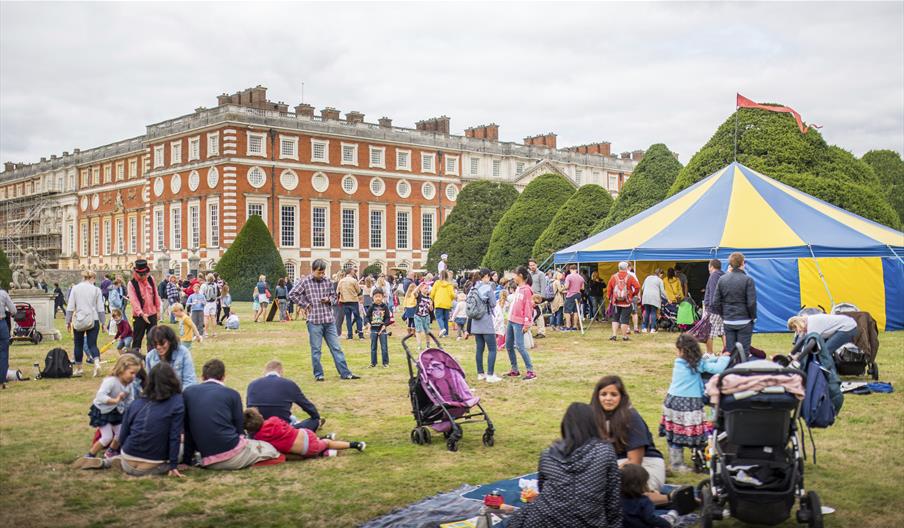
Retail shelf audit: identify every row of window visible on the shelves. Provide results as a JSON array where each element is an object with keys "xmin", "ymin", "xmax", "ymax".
[
  {"xmin": 153, "ymin": 202, "xmax": 219, "ymax": 251},
  {"xmin": 271, "ymin": 204, "xmax": 434, "ymax": 250},
  {"xmin": 80, "ymin": 216, "xmax": 139, "ymax": 257},
  {"xmin": 80, "ymin": 157, "xmax": 144, "ymax": 188},
  {"xmin": 153, "ymin": 133, "xmax": 219, "ymax": 169}
]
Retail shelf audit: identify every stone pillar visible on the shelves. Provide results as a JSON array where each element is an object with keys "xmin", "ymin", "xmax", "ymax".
[{"xmin": 8, "ymin": 291, "xmax": 61, "ymax": 341}]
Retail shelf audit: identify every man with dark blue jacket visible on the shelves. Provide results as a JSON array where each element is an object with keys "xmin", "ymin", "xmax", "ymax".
[
  {"xmin": 183, "ymin": 359, "xmax": 280, "ymax": 470},
  {"xmin": 710, "ymin": 252, "xmax": 757, "ymax": 355},
  {"xmin": 246, "ymin": 360, "xmax": 323, "ymax": 431}
]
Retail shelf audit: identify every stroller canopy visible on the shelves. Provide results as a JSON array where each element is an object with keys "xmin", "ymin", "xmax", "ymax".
[
  {"xmin": 418, "ymin": 349, "xmax": 479, "ymax": 408},
  {"xmin": 555, "ymin": 163, "xmax": 904, "ymax": 332}
]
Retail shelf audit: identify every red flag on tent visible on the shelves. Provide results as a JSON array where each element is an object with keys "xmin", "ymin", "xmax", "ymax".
[{"xmin": 736, "ymin": 93, "xmax": 821, "ymax": 134}]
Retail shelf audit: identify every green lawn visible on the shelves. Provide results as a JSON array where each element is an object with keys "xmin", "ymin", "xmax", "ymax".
[{"xmin": 1, "ymin": 302, "xmax": 901, "ymax": 527}]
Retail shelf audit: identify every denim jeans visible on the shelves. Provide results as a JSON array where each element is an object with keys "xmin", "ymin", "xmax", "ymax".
[
  {"xmin": 589, "ymin": 296, "xmax": 604, "ymax": 320},
  {"xmin": 551, "ymin": 308, "xmax": 563, "ymax": 327},
  {"xmin": 474, "ymin": 333, "xmax": 497, "ymax": 376},
  {"xmin": 724, "ymin": 322, "xmax": 753, "ymax": 355},
  {"xmin": 434, "ymin": 307, "xmax": 450, "ymax": 335},
  {"xmin": 642, "ymin": 304, "xmax": 658, "ymax": 330},
  {"xmin": 370, "ymin": 329, "xmax": 389, "ymax": 366},
  {"xmin": 0, "ymin": 320, "xmax": 9, "ymax": 382},
  {"xmin": 342, "ymin": 303, "xmax": 363, "ymax": 338},
  {"xmin": 307, "ymin": 322, "xmax": 353, "ymax": 378},
  {"xmin": 823, "ymin": 328, "xmax": 858, "ymax": 356},
  {"xmin": 506, "ymin": 322, "xmax": 533, "ymax": 371},
  {"xmin": 73, "ymin": 320, "xmax": 100, "ymax": 364}
]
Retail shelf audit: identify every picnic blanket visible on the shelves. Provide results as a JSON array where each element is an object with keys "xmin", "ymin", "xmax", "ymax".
[{"xmin": 360, "ymin": 485, "xmax": 482, "ymax": 528}]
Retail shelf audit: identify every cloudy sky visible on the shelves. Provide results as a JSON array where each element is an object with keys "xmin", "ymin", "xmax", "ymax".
[{"xmin": 1, "ymin": 1, "xmax": 902, "ymax": 165}]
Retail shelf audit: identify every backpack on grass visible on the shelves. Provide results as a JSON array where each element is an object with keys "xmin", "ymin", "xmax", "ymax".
[{"xmin": 42, "ymin": 348, "xmax": 73, "ymax": 379}]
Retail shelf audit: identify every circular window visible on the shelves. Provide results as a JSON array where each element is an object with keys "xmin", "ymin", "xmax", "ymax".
[
  {"xmin": 445, "ymin": 184, "xmax": 459, "ymax": 201},
  {"xmin": 247, "ymin": 166, "xmax": 266, "ymax": 188},
  {"xmin": 170, "ymin": 173, "xmax": 182, "ymax": 194},
  {"xmin": 207, "ymin": 167, "xmax": 219, "ymax": 189},
  {"xmin": 341, "ymin": 174, "xmax": 358, "ymax": 194},
  {"xmin": 91, "ymin": 194, "xmax": 100, "ymax": 210},
  {"xmin": 188, "ymin": 170, "xmax": 200, "ymax": 192},
  {"xmin": 153, "ymin": 177, "xmax": 164, "ymax": 197},
  {"xmin": 421, "ymin": 182, "xmax": 436, "ymax": 200},
  {"xmin": 80, "ymin": 196, "xmax": 88, "ymax": 211},
  {"xmin": 311, "ymin": 172, "xmax": 329, "ymax": 193},
  {"xmin": 280, "ymin": 169, "xmax": 299, "ymax": 191},
  {"xmin": 396, "ymin": 179, "xmax": 411, "ymax": 198},
  {"xmin": 370, "ymin": 177, "xmax": 385, "ymax": 197}
]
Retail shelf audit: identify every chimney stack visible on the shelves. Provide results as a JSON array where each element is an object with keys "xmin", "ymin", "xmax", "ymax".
[
  {"xmin": 465, "ymin": 123, "xmax": 499, "ymax": 142},
  {"xmin": 74, "ymin": 148, "xmax": 80, "ymax": 154},
  {"xmin": 523, "ymin": 133, "xmax": 557, "ymax": 149},
  {"xmin": 378, "ymin": 116, "xmax": 393, "ymax": 128},
  {"xmin": 321, "ymin": 107, "xmax": 340, "ymax": 121},
  {"xmin": 620, "ymin": 152, "xmax": 631, "ymax": 160},
  {"xmin": 631, "ymin": 149, "xmax": 645, "ymax": 161},
  {"xmin": 40, "ymin": 157, "xmax": 47, "ymax": 163},
  {"xmin": 295, "ymin": 103, "xmax": 315, "ymax": 118},
  {"xmin": 3, "ymin": 162, "xmax": 14, "ymax": 172},
  {"xmin": 63, "ymin": 151, "xmax": 69, "ymax": 157},
  {"xmin": 416, "ymin": 116, "xmax": 451, "ymax": 135},
  {"xmin": 345, "ymin": 111, "xmax": 365, "ymax": 124}
]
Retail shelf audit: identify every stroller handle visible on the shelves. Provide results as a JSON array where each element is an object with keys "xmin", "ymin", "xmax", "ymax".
[{"xmin": 400, "ymin": 331, "xmax": 442, "ymax": 354}]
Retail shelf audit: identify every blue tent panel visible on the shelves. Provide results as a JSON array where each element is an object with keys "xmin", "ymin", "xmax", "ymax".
[
  {"xmin": 746, "ymin": 258, "xmax": 801, "ymax": 333},
  {"xmin": 882, "ymin": 257, "xmax": 904, "ymax": 331}
]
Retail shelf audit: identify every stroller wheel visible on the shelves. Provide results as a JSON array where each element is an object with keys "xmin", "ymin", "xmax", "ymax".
[
  {"xmin": 798, "ymin": 491, "xmax": 823, "ymax": 528},
  {"xmin": 869, "ymin": 362, "xmax": 879, "ymax": 381},
  {"xmin": 700, "ymin": 480, "xmax": 715, "ymax": 528},
  {"xmin": 692, "ymin": 447, "xmax": 707, "ymax": 473},
  {"xmin": 482, "ymin": 430, "xmax": 495, "ymax": 447},
  {"xmin": 410, "ymin": 428, "xmax": 421, "ymax": 445},
  {"xmin": 446, "ymin": 438, "xmax": 459, "ymax": 452},
  {"xmin": 31, "ymin": 331, "xmax": 43, "ymax": 345},
  {"xmin": 420, "ymin": 427, "xmax": 432, "ymax": 445}
]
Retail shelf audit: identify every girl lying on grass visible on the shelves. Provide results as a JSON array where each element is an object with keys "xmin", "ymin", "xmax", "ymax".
[{"xmin": 243, "ymin": 407, "xmax": 365, "ymax": 459}]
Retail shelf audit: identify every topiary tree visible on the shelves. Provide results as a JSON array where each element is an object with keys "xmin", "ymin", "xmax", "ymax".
[
  {"xmin": 862, "ymin": 149, "xmax": 904, "ymax": 226},
  {"xmin": 532, "ymin": 184, "xmax": 613, "ymax": 264},
  {"xmin": 593, "ymin": 143, "xmax": 682, "ymax": 233},
  {"xmin": 0, "ymin": 248, "xmax": 10, "ymax": 290},
  {"xmin": 482, "ymin": 173, "xmax": 575, "ymax": 271},
  {"xmin": 668, "ymin": 106, "xmax": 898, "ymax": 228},
  {"xmin": 214, "ymin": 215, "xmax": 286, "ymax": 301},
  {"xmin": 362, "ymin": 262, "xmax": 383, "ymax": 277},
  {"xmin": 426, "ymin": 181, "xmax": 518, "ymax": 272}
]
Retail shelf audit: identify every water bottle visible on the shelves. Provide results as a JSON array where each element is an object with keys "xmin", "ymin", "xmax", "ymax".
[{"xmin": 33, "ymin": 362, "xmax": 41, "ymax": 379}]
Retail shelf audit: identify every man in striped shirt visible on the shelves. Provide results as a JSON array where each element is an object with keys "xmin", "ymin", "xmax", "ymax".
[{"xmin": 288, "ymin": 259, "xmax": 360, "ymax": 382}]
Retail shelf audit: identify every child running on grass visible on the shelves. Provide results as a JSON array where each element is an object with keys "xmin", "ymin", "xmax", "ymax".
[
  {"xmin": 74, "ymin": 354, "xmax": 142, "ymax": 468},
  {"xmin": 402, "ymin": 283, "xmax": 418, "ymax": 338},
  {"xmin": 659, "ymin": 333, "xmax": 730, "ymax": 472},
  {"xmin": 244, "ymin": 407, "xmax": 365, "ymax": 458},
  {"xmin": 413, "ymin": 281, "xmax": 434, "ymax": 349},
  {"xmin": 365, "ymin": 288, "xmax": 393, "ymax": 368},
  {"xmin": 170, "ymin": 303, "xmax": 203, "ymax": 349}
]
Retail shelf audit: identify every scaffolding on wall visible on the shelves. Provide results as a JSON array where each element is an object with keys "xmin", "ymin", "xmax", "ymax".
[{"xmin": 0, "ymin": 190, "xmax": 62, "ymax": 270}]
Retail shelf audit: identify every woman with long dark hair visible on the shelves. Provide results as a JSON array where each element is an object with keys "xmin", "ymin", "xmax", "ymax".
[
  {"xmin": 145, "ymin": 325, "xmax": 196, "ymax": 389},
  {"xmin": 469, "ymin": 268, "xmax": 500, "ymax": 382},
  {"xmin": 502, "ymin": 403, "xmax": 622, "ymax": 527}
]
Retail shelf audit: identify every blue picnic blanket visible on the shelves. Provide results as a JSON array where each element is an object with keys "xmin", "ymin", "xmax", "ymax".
[{"xmin": 460, "ymin": 472, "xmax": 536, "ymax": 508}]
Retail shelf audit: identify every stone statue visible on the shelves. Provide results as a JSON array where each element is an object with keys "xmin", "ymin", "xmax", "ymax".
[
  {"xmin": 114, "ymin": 191, "xmax": 124, "ymax": 212},
  {"xmin": 10, "ymin": 246, "xmax": 47, "ymax": 290}
]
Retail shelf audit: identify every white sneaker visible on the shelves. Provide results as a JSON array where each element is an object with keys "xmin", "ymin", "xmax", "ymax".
[
  {"xmin": 642, "ymin": 328, "xmax": 648, "ymax": 334},
  {"xmin": 485, "ymin": 374, "xmax": 503, "ymax": 383},
  {"xmin": 650, "ymin": 329, "xmax": 657, "ymax": 334},
  {"xmin": 477, "ymin": 373, "xmax": 487, "ymax": 381},
  {"xmin": 93, "ymin": 363, "xmax": 101, "ymax": 377}
]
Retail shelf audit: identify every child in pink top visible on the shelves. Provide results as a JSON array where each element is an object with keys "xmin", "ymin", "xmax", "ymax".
[{"xmin": 504, "ymin": 266, "xmax": 537, "ymax": 380}]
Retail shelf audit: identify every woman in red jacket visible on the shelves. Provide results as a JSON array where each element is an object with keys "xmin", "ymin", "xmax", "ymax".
[{"xmin": 504, "ymin": 266, "xmax": 537, "ymax": 381}]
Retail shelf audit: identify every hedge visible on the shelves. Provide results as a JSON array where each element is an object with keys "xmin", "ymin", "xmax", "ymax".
[
  {"xmin": 482, "ymin": 173, "xmax": 575, "ymax": 271},
  {"xmin": 214, "ymin": 215, "xmax": 286, "ymax": 301},
  {"xmin": 532, "ymin": 184, "xmax": 613, "ymax": 264},
  {"xmin": 426, "ymin": 181, "xmax": 519, "ymax": 272},
  {"xmin": 861, "ymin": 149, "xmax": 904, "ymax": 226},
  {"xmin": 594, "ymin": 143, "xmax": 682, "ymax": 233},
  {"xmin": 668, "ymin": 107, "xmax": 898, "ymax": 228},
  {"xmin": 0, "ymin": 248, "xmax": 10, "ymax": 290}
]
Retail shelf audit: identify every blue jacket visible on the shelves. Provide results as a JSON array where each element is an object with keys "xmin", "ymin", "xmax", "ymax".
[
  {"xmin": 119, "ymin": 395, "xmax": 185, "ymax": 469},
  {"xmin": 666, "ymin": 356, "xmax": 730, "ymax": 398},
  {"xmin": 246, "ymin": 373, "xmax": 319, "ymax": 424},
  {"xmin": 183, "ymin": 380, "xmax": 244, "ymax": 461},
  {"xmin": 622, "ymin": 496, "xmax": 671, "ymax": 528},
  {"xmin": 146, "ymin": 345, "xmax": 197, "ymax": 389}
]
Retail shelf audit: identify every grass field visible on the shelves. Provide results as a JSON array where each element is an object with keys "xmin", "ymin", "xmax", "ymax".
[{"xmin": 1, "ymin": 302, "xmax": 901, "ymax": 527}]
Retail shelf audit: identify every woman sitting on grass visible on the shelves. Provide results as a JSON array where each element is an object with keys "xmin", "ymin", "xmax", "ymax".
[
  {"xmin": 146, "ymin": 325, "xmax": 197, "ymax": 390},
  {"xmin": 243, "ymin": 407, "xmax": 365, "ymax": 458},
  {"xmin": 498, "ymin": 402, "xmax": 622, "ymax": 527}
]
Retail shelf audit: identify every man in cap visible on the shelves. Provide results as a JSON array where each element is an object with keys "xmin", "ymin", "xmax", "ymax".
[{"xmin": 438, "ymin": 254, "xmax": 448, "ymax": 276}]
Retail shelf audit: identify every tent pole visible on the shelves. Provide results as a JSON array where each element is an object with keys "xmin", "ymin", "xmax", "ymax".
[
  {"xmin": 887, "ymin": 245, "xmax": 904, "ymax": 264},
  {"xmin": 733, "ymin": 104, "xmax": 739, "ymax": 162},
  {"xmin": 808, "ymin": 245, "xmax": 835, "ymax": 308}
]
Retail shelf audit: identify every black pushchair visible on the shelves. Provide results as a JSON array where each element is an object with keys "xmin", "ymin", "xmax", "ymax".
[
  {"xmin": 699, "ymin": 360, "xmax": 822, "ymax": 527},
  {"xmin": 402, "ymin": 333, "xmax": 495, "ymax": 451}
]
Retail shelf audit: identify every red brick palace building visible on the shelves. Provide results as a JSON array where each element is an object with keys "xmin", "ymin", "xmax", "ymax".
[{"xmin": 1, "ymin": 85, "xmax": 640, "ymax": 278}]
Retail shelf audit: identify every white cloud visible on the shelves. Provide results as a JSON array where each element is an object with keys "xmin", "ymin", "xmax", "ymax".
[{"xmin": 1, "ymin": 1, "xmax": 902, "ymax": 165}]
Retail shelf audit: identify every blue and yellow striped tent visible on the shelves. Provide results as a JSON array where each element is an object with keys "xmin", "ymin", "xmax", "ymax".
[{"xmin": 554, "ymin": 162, "xmax": 904, "ymax": 332}]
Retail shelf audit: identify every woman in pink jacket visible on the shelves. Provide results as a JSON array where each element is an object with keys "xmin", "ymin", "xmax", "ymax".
[{"xmin": 504, "ymin": 266, "xmax": 537, "ymax": 381}]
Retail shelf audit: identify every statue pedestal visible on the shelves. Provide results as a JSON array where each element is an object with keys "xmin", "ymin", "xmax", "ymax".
[{"xmin": 8, "ymin": 291, "xmax": 62, "ymax": 341}]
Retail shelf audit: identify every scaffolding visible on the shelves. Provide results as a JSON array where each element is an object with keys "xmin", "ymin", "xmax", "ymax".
[{"xmin": 0, "ymin": 190, "xmax": 62, "ymax": 269}]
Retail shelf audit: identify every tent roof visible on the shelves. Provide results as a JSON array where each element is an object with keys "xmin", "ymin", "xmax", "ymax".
[{"xmin": 554, "ymin": 162, "xmax": 904, "ymax": 263}]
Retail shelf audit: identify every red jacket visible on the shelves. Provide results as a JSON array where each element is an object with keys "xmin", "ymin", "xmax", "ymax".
[{"xmin": 606, "ymin": 271, "xmax": 640, "ymax": 308}]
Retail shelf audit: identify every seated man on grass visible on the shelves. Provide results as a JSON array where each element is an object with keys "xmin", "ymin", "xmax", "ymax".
[
  {"xmin": 183, "ymin": 358, "xmax": 281, "ymax": 470},
  {"xmin": 246, "ymin": 360, "xmax": 324, "ymax": 431},
  {"xmin": 243, "ymin": 407, "xmax": 365, "ymax": 459}
]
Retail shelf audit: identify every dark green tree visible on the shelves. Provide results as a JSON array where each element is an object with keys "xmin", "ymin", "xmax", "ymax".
[
  {"xmin": 214, "ymin": 215, "xmax": 286, "ymax": 301},
  {"xmin": 426, "ymin": 181, "xmax": 518, "ymax": 271},
  {"xmin": 593, "ymin": 143, "xmax": 682, "ymax": 233},
  {"xmin": 482, "ymin": 173, "xmax": 575, "ymax": 271},
  {"xmin": 362, "ymin": 262, "xmax": 383, "ymax": 277},
  {"xmin": 0, "ymin": 248, "xmax": 10, "ymax": 290},
  {"xmin": 862, "ymin": 149, "xmax": 904, "ymax": 226},
  {"xmin": 668, "ymin": 107, "xmax": 899, "ymax": 228},
  {"xmin": 532, "ymin": 184, "xmax": 613, "ymax": 264}
]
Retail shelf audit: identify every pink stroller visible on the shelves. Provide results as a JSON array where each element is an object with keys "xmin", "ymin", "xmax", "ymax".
[{"xmin": 403, "ymin": 333, "xmax": 495, "ymax": 451}]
